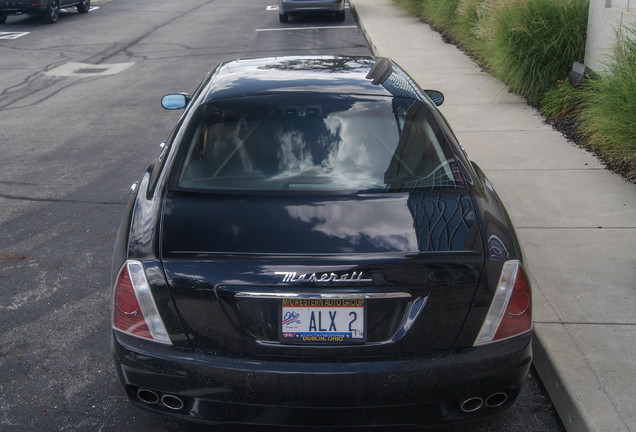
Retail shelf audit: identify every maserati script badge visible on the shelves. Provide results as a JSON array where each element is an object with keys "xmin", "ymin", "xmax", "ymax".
[{"xmin": 275, "ymin": 271, "xmax": 372, "ymax": 283}]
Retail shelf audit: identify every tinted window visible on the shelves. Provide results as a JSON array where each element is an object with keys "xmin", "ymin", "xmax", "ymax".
[{"xmin": 175, "ymin": 94, "xmax": 463, "ymax": 192}]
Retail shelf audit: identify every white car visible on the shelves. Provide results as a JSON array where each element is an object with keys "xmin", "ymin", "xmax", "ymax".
[{"xmin": 278, "ymin": 0, "xmax": 345, "ymax": 22}]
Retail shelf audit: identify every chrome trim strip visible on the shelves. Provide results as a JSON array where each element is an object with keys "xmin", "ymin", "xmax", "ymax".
[{"xmin": 235, "ymin": 292, "xmax": 411, "ymax": 300}]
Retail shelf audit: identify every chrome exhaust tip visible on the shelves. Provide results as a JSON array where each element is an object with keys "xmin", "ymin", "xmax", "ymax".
[
  {"xmin": 161, "ymin": 394, "xmax": 185, "ymax": 411},
  {"xmin": 486, "ymin": 391, "xmax": 508, "ymax": 408},
  {"xmin": 137, "ymin": 388, "xmax": 160, "ymax": 405},
  {"xmin": 460, "ymin": 396, "xmax": 484, "ymax": 413}
]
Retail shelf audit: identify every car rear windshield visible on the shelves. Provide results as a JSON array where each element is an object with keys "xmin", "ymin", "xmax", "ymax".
[{"xmin": 174, "ymin": 94, "xmax": 464, "ymax": 192}]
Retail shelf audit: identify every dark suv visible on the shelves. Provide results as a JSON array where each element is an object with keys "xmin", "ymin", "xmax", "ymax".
[{"xmin": 0, "ymin": 0, "xmax": 89, "ymax": 24}]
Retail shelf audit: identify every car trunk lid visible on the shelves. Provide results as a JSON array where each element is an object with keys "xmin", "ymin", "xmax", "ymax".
[{"xmin": 160, "ymin": 190, "xmax": 483, "ymax": 357}]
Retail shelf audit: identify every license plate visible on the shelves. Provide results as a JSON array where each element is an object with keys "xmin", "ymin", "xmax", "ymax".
[{"xmin": 280, "ymin": 297, "xmax": 366, "ymax": 344}]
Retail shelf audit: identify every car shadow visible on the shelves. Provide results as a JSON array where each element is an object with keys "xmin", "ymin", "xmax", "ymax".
[{"xmin": 1, "ymin": 7, "xmax": 88, "ymax": 27}]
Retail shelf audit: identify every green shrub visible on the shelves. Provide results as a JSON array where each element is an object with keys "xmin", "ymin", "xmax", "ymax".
[
  {"xmin": 393, "ymin": 0, "xmax": 425, "ymax": 16},
  {"xmin": 476, "ymin": 0, "xmax": 588, "ymax": 105},
  {"xmin": 419, "ymin": 0, "xmax": 461, "ymax": 30},
  {"xmin": 540, "ymin": 79, "xmax": 585, "ymax": 120},
  {"xmin": 394, "ymin": 0, "xmax": 461, "ymax": 30},
  {"xmin": 578, "ymin": 26, "xmax": 636, "ymax": 180},
  {"xmin": 454, "ymin": 0, "xmax": 486, "ymax": 52}
]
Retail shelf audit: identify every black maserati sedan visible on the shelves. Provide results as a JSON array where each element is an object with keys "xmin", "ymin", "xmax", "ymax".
[{"xmin": 111, "ymin": 55, "xmax": 532, "ymax": 428}]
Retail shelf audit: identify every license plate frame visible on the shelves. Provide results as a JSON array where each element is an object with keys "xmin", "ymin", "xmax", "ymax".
[{"xmin": 279, "ymin": 297, "xmax": 366, "ymax": 344}]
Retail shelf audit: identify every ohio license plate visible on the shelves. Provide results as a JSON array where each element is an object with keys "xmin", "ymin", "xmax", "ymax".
[{"xmin": 280, "ymin": 297, "xmax": 366, "ymax": 343}]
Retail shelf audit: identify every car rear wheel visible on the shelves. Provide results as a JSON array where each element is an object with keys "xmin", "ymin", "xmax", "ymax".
[
  {"xmin": 43, "ymin": 0, "xmax": 60, "ymax": 23},
  {"xmin": 77, "ymin": 0, "xmax": 90, "ymax": 13},
  {"xmin": 279, "ymin": 13, "xmax": 288, "ymax": 23}
]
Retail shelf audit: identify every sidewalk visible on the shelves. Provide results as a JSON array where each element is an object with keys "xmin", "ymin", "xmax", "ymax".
[{"xmin": 349, "ymin": 1, "xmax": 636, "ymax": 431}]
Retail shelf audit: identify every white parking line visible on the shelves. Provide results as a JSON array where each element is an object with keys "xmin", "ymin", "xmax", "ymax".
[
  {"xmin": 256, "ymin": 26, "xmax": 357, "ymax": 32},
  {"xmin": 0, "ymin": 32, "xmax": 30, "ymax": 40},
  {"xmin": 60, "ymin": 6, "xmax": 99, "ymax": 11}
]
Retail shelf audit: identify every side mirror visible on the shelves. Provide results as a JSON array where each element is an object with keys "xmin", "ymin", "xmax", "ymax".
[
  {"xmin": 424, "ymin": 90, "xmax": 444, "ymax": 106},
  {"xmin": 161, "ymin": 93, "xmax": 190, "ymax": 110}
]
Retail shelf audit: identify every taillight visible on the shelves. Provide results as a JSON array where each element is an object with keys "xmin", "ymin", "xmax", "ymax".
[
  {"xmin": 474, "ymin": 260, "xmax": 532, "ymax": 346},
  {"xmin": 112, "ymin": 261, "xmax": 171, "ymax": 345}
]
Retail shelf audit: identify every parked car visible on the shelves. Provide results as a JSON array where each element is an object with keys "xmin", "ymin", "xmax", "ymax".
[
  {"xmin": 278, "ymin": 0, "xmax": 345, "ymax": 22},
  {"xmin": 111, "ymin": 55, "xmax": 533, "ymax": 428},
  {"xmin": 0, "ymin": 0, "xmax": 89, "ymax": 24}
]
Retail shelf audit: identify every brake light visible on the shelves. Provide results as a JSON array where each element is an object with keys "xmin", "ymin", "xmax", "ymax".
[
  {"xmin": 474, "ymin": 260, "xmax": 532, "ymax": 345},
  {"xmin": 112, "ymin": 261, "xmax": 171, "ymax": 344}
]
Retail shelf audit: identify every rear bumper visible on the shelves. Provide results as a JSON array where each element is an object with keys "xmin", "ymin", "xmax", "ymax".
[
  {"xmin": 0, "ymin": 1, "xmax": 45, "ymax": 15},
  {"xmin": 279, "ymin": 0, "xmax": 345, "ymax": 14},
  {"xmin": 112, "ymin": 331, "xmax": 532, "ymax": 427}
]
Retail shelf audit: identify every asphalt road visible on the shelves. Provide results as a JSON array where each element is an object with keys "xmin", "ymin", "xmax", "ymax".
[{"xmin": 0, "ymin": 1, "xmax": 565, "ymax": 430}]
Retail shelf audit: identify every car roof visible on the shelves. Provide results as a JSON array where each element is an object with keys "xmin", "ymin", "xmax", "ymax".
[{"xmin": 201, "ymin": 55, "xmax": 425, "ymax": 102}]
